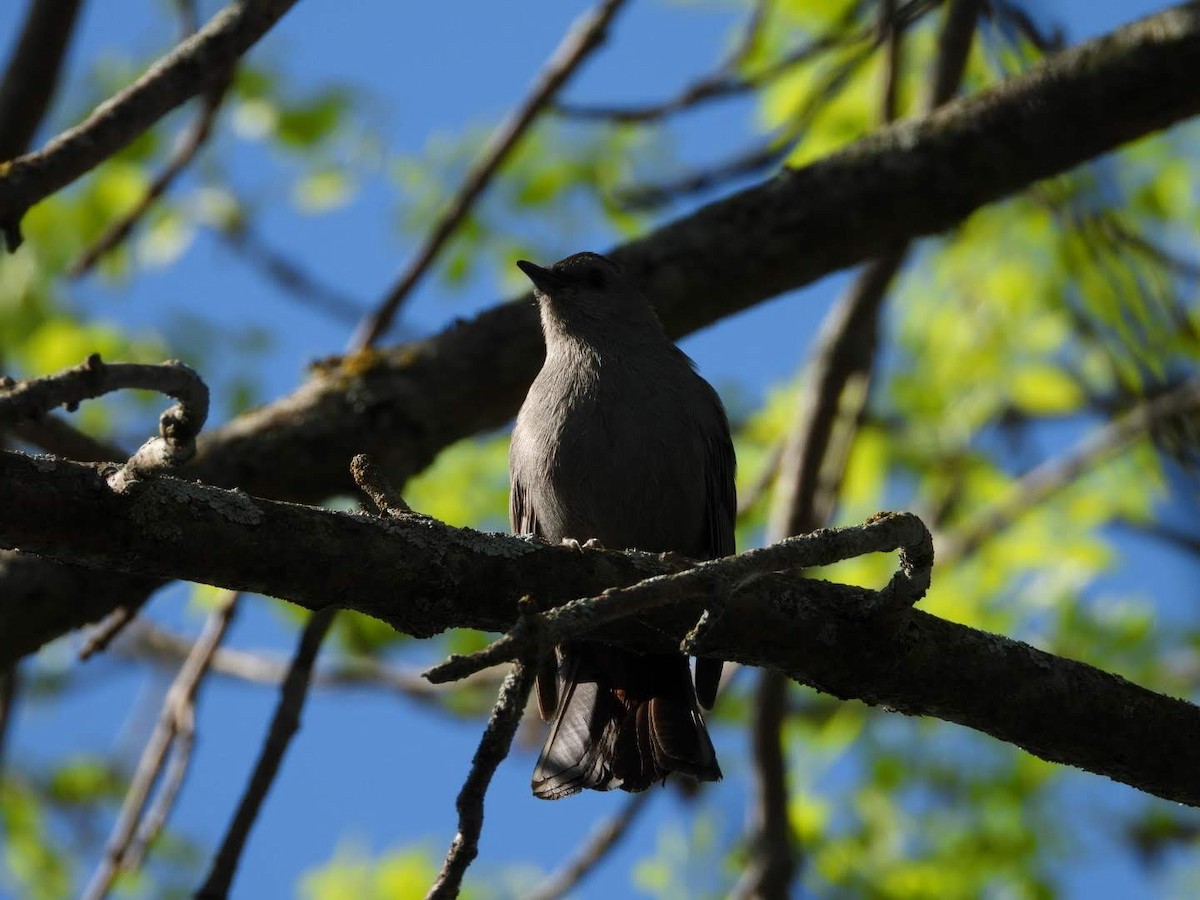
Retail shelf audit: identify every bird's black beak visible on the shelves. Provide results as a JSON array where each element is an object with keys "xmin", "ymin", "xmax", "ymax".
[{"xmin": 516, "ymin": 259, "xmax": 559, "ymax": 293}]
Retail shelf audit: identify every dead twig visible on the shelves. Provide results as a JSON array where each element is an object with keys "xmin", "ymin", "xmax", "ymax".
[
  {"xmin": 350, "ymin": 452, "xmax": 413, "ymax": 516},
  {"xmin": 0, "ymin": 354, "xmax": 209, "ymax": 478},
  {"xmin": 196, "ymin": 606, "xmax": 337, "ymax": 900},
  {"xmin": 940, "ymin": 379, "xmax": 1200, "ymax": 565},
  {"xmin": 424, "ymin": 512, "xmax": 933, "ymax": 686},
  {"xmin": 118, "ymin": 617, "xmax": 506, "ymax": 710},
  {"xmin": 349, "ymin": 0, "xmax": 631, "ymax": 350},
  {"xmin": 81, "ymin": 591, "xmax": 239, "ymax": 900},
  {"xmin": 69, "ymin": 76, "xmax": 233, "ymax": 277},
  {"xmin": 217, "ymin": 224, "xmax": 366, "ymax": 324},
  {"xmin": 426, "ymin": 657, "xmax": 537, "ymax": 900}
]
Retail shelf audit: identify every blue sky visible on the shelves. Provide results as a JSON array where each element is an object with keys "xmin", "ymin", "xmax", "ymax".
[{"xmin": 1, "ymin": 1, "xmax": 1192, "ymax": 898}]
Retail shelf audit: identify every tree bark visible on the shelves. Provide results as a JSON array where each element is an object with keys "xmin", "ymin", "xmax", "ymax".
[
  {"xmin": 2, "ymin": 450, "xmax": 1198, "ymax": 808},
  {"xmin": 4, "ymin": 4, "xmax": 1200, "ymax": 659}
]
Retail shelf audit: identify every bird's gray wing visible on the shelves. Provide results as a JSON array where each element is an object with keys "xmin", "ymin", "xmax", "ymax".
[
  {"xmin": 694, "ymin": 405, "xmax": 737, "ymax": 710},
  {"xmin": 510, "ymin": 471, "xmax": 561, "ymax": 721}
]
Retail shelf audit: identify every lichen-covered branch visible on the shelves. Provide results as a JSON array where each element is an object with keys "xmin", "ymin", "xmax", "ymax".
[
  {"xmin": 0, "ymin": 354, "xmax": 210, "ymax": 478},
  {"xmin": 2, "ymin": 450, "xmax": 1199, "ymax": 807},
  {"xmin": 4, "ymin": 4, "xmax": 1200, "ymax": 668}
]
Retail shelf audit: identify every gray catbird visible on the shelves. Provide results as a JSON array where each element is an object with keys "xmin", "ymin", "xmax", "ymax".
[{"xmin": 510, "ymin": 252, "xmax": 735, "ymax": 799}]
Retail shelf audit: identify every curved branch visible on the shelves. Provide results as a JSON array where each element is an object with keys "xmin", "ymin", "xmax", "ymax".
[
  {"xmin": 2, "ymin": 451, "xmax": 1199, "ymax": 808},
  {"xmin": 0, "ymin": 354, "xmax": 210, "ymax": 474},
  {"xmin": 0, "ymin": 0, "xmax": 300, "ymax": 249},
  {"xmin": 5, "ymin": 4, "xmax": 1200, "ymax": 659}
]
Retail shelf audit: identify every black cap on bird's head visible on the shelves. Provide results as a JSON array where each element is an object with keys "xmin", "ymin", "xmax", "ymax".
[
  {"xmin": 517, "ymin": 252, "xmax": 665, "ymax": 342},
  {"xmin": 516, "ymin": 252, "xmax": 623, "ymax": 297}
]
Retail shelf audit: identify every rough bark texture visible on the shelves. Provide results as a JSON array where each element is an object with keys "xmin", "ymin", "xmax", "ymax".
[
  {"xmin": 2, "ymin": 450, "xmax": 1198, "ymax": 808},
  {"xmin": 5, "ymin": 4, "xmax": 1200, "ymax": 663}
]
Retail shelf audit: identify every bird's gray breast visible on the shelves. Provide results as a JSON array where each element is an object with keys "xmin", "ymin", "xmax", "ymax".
[{"xmin": 511, "ymin": 355, "xmax": 711, "ymax": 556}]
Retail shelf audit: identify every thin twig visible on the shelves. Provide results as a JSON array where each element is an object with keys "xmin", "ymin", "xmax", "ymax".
[
  {"xmin": 0, "ymin": 0, "xmax": 301, "ymax": 250},
  {"xmin": 940, "ymin": 379, "xmax": 1200, "ymax": 565},
  {"xmin": 0, "ymin": 354, "xmax": 209, "ymax": 475},
  {"xmin": 69, "ymin": 75, "xmax": 234, "ymax": 277},
  {"xmin": 616, "ymin": 139, "xmax": 787, "ymax": 210},
  {"xmin": 554, "ymin": 25, "xmax": 849, "ymax": 123},
  {"xmin": 82, "ymin": 592, "xmax": 239, "ymax": 900},
  {"xmin": 196, "ymin": 606, "xmax": 337, "ymax": 900},
  {"xmin": 527, "ymin": 791, "xmax": 652, "ymax": 900},
  {"xmin": 617, "ymin": 25, "xmax": 884, "ymax": 211},
  {"xmin": 732, "ymin": 668, "xmax": 793, "ymax": 900},
  {"xmin": 67, "ymin": 0, "xmax": 229, "ymax": 277},
  {"xmin": 349, "ymin": 0, "xmax": 631, "ymax": 351},
  {"xmin": 80, "ymin": 604, "xmax": 141, "ymax": 660},
  {"xmin": 424, "ymin": 512, "xmax": 933, "ymax": 685},
  {"xmin": 217, "ymin": 224, "xmax": 365, "ymax": 324},
  {"xmin": 126, "ymin": 700, "xmax": 194, "ymax": 870},
  {"xmin": 118, "ymin": 617, "xmax": 505, "ymax": 710},
  {"xmin": 553, "ymin": 0, "xmax": 870, "ymax": 123},
  {"xmin": 350, "ymin": 452, "xmax": 413, "ymax": 515},
  {"xmin": 0, "ymin": 664, "xmax": 18, "ymax": 776},
  {"xmin": 7, "ymin": 412, "xmax": 126, "ymax": 462},
  {"xmin": 426, "ymin": 657, "xmax": 537, "ymax": 900}
]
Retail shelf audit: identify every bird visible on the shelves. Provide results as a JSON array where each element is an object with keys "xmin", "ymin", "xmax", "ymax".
[{"xmin": 510, "ymin": 251, "xmax": 735, "ymax": 800}]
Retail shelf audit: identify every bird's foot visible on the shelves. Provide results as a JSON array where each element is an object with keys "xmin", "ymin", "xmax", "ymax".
[{"xmin": 561, "ymin": 537, "xmax": 605, "ymax": 554}]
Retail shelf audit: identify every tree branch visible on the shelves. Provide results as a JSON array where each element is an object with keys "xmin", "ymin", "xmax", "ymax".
[
  {"xmin": 426, "ymin": 657, "xmax": 536, "ymax": 900},
  {"xmin": 68, "ymin": 75, "xmax": 234, "ymax": 277},
  {"xmin": 348, "ymin": 0, "xmax": 631, "ymax": 350},
  {"xmin": 0, "ymin": 0, "xmax": 84, "ymax": 161},
  {"xmin": 81, "ymin": 591, "xmax": 238, "ymax": 900},
  {"xmin": 216, "ymin": 222, "xmax": 366, "ymax": 325},
  {"xmin": 3, "ymin": 452, "xmax": 1199, "ymax": 807},
  {"xmin": 939, "ymin": 379, "xmax": 1200, "ymax": 565},
  {"xmin": 0, "ymin": 354, "xmax": 210, "ymax": 482},
  {"xmin": 117, "ymin": 618, "xmax": 504, "ymax": 711},
  {"xmin": 5, "ymin": 4, "xmax": 1200, "ymax": 659},
  {"xmin": 196, "ymin": 606, "xmax": 336, "ymax": 900},
  {"xmin": 551, "ymin": 1, "xmax": 857, "ymax": 124},
  {"xmin": 0, "ymin": 0, "xmax": 300, "ymax": 249}
]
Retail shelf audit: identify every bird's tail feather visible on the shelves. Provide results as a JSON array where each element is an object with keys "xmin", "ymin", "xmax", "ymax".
[{"xmin": 531, "ymin": 643, "xmax": 721, "ymax": 800}]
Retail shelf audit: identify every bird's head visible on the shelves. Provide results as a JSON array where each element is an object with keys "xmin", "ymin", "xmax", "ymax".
[{"xmin": 516, "ymin": 253, "xmax": 662, "ymax": 342}]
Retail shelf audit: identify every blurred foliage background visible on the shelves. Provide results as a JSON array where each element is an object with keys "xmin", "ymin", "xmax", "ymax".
[{"xmin": 1, "ymin": 0, "xmax": 1199, "ymax": 897}]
